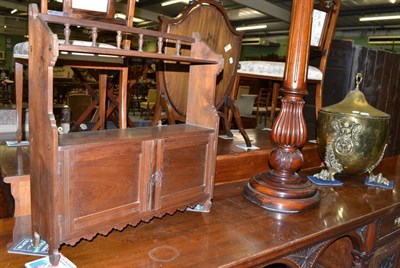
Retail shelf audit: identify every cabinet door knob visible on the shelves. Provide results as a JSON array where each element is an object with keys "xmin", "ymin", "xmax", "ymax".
[{"xmin": 394, "ymin": 217, "xmax": 400, "ymax": 227}]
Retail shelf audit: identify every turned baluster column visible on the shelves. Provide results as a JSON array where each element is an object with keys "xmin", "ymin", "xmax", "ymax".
[{"xmin": 244, "ymin": 0, "xmax": 320, "ymax": 213}]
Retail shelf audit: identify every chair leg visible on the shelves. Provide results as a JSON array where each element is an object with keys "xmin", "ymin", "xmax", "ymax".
[
  {"xmin": 270, "ymin": 82, "xmax": 280, "ymax": 127},
  {"xmin": 226, "ymin": 96, "xmax": 252, "ymax": 148},
  {"xmin": 219, "ymin": 97, "xmax": 234, "ymax": 137},
  {"xmin": 263, "ymin": 113, "xmax": 267, "ymax": 127},
  {"xmin": 315, "ymin": 82, "xmax": 323, "ymax": 119},
  {"xmin": 15, "ymin": 62, "xmax": 23, "ymax": 143}
]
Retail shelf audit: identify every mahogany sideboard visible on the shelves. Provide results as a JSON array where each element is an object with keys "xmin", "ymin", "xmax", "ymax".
[{"xmin": 0, "ymin": 155, "xmax": 399, "ymax": 267}]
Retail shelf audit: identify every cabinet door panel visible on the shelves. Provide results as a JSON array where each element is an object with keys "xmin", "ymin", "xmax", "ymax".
[
  {"xmin": 60, "ymin": 142, "xmax": 144, "ymax": 236},
  {"xmin": 159, "ymin": 135, "xmax": 210, "ymax": 208}
]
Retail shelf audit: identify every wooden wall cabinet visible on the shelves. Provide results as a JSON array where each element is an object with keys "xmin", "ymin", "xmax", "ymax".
[
  {"xmin": 28, "ymin": 4, "xmax": 222, "ymax": 264},
  {"xmin": 57, "ymin": 126, "xmax": 215, "ymax": 245}
]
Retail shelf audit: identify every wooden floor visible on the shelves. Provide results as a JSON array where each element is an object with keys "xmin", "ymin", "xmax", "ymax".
[{"xmin": 0, "ymin": 128, "xmax": 323, "ymax": 218}]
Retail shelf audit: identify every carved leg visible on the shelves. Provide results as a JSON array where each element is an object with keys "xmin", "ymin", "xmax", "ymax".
[
  {"xmin": 227, "ymin": 96, "xmax": 252, "ymax": 147},
  {"xmin": 33, "ymin": 231, "xmax": 40, "ymax": 247},
  {"xmin": 218, "ymin": 100, "xmax": 234, "ymax": 138},
  {"xmin": 351, "ymin": 249, "xmax": 372, "ymax": 268},
  {"xmin": 49, "ymin": 250, "xmax": 61, "ymax": 266},
  {"xmin": 33, "ymin": 232, "xmax": 61, "ymax": 266}
]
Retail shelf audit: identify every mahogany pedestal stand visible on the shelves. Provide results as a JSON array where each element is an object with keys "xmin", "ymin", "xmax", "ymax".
[{"xmin": 244, "ymin": 0, "xmax": 320, "ymax": 213}]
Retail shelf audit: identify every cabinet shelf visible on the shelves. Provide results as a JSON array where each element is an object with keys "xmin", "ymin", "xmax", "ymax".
[{"xmin": 58, "ymin": 124, "xmax": 213, "ymax": 148}]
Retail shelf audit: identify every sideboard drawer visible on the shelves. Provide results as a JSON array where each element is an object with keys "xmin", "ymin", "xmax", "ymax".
[{"xmin": 378, "ymin": 209, "xmax": 400, "ymax": 244}]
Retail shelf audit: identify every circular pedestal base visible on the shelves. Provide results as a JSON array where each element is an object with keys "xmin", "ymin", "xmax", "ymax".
[{"xmin": 243, "ymin": 172, "xmax": 320, "ymax": 213}]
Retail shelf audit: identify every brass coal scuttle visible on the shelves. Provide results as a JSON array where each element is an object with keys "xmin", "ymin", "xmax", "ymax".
[{"xmin": 310, "ymin": 73, "xmax": 393, "ymax": 189}]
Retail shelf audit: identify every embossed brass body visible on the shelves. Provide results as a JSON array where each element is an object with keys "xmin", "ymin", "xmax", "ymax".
[{"xmin": 317, "ymin": 74, "xmax": 390, "ymax": 176}]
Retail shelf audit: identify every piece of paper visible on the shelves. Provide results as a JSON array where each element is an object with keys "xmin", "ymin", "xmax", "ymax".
[
  {"xmin": 25, "ymin": 254, "xmax": 76, "ymax": 268},
  {"xmin": 236, "ymin": 144, "xmax": 260, "ymax": 150},
  {"xmin": 219, "ymin": 135, "xmax": 235, "ymax": 140},
  {"xmin": 6, "ymin": 140, "xmax": 29, "ymax": 147},
  {"xmin": 8, "ymin": 236, "xmax": 48, "ymax": 256}
]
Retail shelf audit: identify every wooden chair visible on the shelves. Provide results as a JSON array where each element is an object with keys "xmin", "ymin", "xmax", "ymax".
[
  {"xmin": 13, "ymin": 0, "xmax": 136, "ymax": 141},
  {"xmin": 235, "ymin": 0, "xmax": 341, "ymax": 124},
  {"xmin": 66, "ymin": 91, "xmax": 93, "ymax": 123},
  {"xmin": 253, "ymin": 88, "xmax": 281, "ymax": 127},
  {"xmin": 237, "ymin": 85, "xmax": 250, "ymax": 98},
  {"xmin": 151, "ymin": 0, "xmax": 254, "ymax": 147},
  {"xmin": 140, "ymin": 88, "xmax": 157, "ymax": 118},
  {"xmin": 237, "ymin": 94, "xmax": 257, "ymax": 117},
  {"xmin": 236, "ymin": 94, "xmax": 258, "ymax": 129}
]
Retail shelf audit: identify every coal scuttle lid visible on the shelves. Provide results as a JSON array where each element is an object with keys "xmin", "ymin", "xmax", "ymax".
[{"xmin": 320, "ymin": 73, "xmax": 390, "ymax": 118}]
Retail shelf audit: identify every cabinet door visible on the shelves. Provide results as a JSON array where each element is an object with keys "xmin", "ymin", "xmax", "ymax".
[
  {"xmin": 58, "ymin": 141, "xmax": 148, "ymax": 241},
  {"xmin": 371, "ymin": 238, "xmax": 400, "ymax": 268},
  {"xmin": 149, "ymin": 133, "xmax": 213, "ymax": 211}
]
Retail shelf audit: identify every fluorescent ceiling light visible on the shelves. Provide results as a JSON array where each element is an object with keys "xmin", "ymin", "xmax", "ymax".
[
  {"xmin": 368, "ymin": 35, "xmax": 400, "ymax": 44},
  {"xmin": 236, "ymin": 24, "xmax": 267, "ymax": 31},
  {"xmin": 360, "ymin": 14, "xmax": 400, "ymax": 21},
  {"xmin": 10, "ymin": 9, "xmax": 17, "ymax": 14},
  {"xmin": 161, "ymin": 0, "xmax": 189, "ymax": 6},
  {"xmin": 115, "ymin": 13, "xmax": 144, "ymax": 22},
  {"xmin": 133, "ymin": 17, "xmax": 144, "ymax": 23},
  {"xmin": 227, "ymin": 8, "xmax": 265, "ymax": 21},
  {"xmin": 115, "ymin": 13, "xmax": 126, "ymax": 19}
]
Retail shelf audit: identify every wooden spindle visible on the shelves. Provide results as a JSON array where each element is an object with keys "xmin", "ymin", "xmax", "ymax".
[
  {"xmin": 138, "ymin": 34, "xmax": 143, "ymax": 52},
  {"xmin": 157, "ymin": 37, "xmax": 163, "ymax": 54},
  {"xmin": 63, "ymin": 24, "xmax": 70, "ymax": 45},
  {"xmin": 175, "ymin": 40, "xmax": 181, "ymax": 56},
  {"xmin": 91, "ymin": 27, "xmax": 98, "ymax": 47},
  {"xmin": 116, "ymin": 31, "xmax": 122, "ymax": 49}
]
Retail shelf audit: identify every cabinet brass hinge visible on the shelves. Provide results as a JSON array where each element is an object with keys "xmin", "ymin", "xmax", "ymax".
[{"xmin": 149, "ymin": 171, "xmax": 163, "ymax": 210}]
